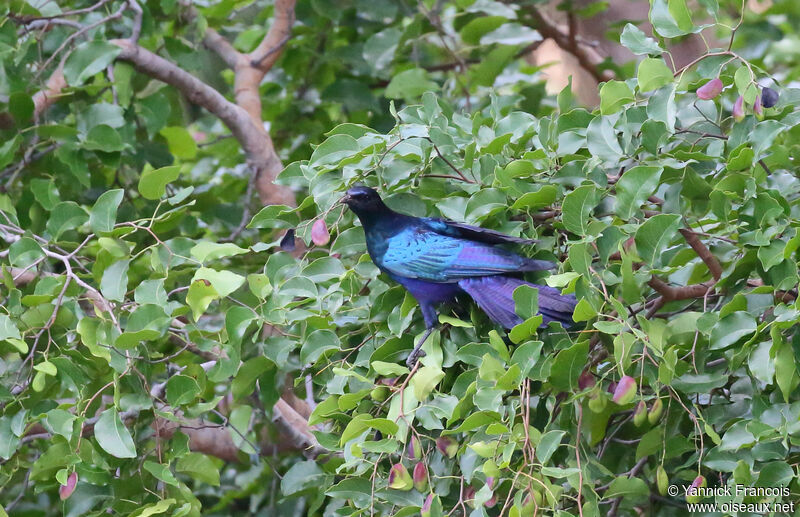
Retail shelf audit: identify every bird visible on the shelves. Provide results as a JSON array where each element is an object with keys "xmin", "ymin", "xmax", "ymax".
[{"xmin": 340, "ymin": 186, "xmax": 577, "ymax": 368}]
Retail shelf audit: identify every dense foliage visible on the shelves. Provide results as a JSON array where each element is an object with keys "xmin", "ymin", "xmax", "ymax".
[{"xmin": 2, "ymin": 0, "xmax": 800, "ymax": 516}]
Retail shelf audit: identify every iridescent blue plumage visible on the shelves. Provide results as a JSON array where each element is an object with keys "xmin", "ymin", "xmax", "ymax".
[{"xmin": 341, "ymin": 186, "xmax": 577, "ymax": 367}]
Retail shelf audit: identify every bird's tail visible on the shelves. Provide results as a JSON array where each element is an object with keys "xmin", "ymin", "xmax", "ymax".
[{"xmin": 458, "ymin": 276, "xmax": 577, "ymax": 329}]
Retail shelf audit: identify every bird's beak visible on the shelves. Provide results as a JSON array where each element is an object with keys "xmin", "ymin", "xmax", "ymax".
[{"xmin": 338, "ymin": 194, "xmax": 352, "ymax": 205}]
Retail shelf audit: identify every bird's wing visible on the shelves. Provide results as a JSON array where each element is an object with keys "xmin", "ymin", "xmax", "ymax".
[
  {"xmin": 380, "ymin": 226, "xmax": 542, "ymax": 282},
  {"xmin": 423, "ymin": 218, "xmax": 538, "ymax": 245}
]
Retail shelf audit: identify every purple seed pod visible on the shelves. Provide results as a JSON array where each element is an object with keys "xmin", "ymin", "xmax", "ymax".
[
  {"xmin": 733, "ymin": 95, "xmax": 745, "ymax": 122},
  {"xmin": 761, "ymin": 87, "xmax": 779, "ymax": 108},
  {"xmin": 696, "ymin": 78, "xmax": 723, "ymax": 100},
  {"xmin": 612, "ymin": 375, "xmax": 636, "ymax": 404}
]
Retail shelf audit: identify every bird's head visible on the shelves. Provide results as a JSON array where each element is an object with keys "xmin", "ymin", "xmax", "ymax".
[{"xmin": 339, "ymin": 186, "xmax": 386, "ymax": 217}]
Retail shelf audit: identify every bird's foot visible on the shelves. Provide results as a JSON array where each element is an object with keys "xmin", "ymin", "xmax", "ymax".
[{"xmin": 406, "ymin": 348, "xmax": 426, "ymax": 369}]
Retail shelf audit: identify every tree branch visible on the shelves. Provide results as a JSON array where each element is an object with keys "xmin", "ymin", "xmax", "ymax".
[
  {"xmin": 10, "ymin": 263, "xmax": 325, "ymax": 461},
  {"xmin": 109, "ymin": 38, "xmax": 294, "ymax": 206},
  {"xmin": 647, "ymin": 276, "xmax": 715, "ymax": 302},
  {"xmin": 27, "ymin": 4, "xmax": 297, "ymax": 209},
  {"xmin": 111, "ymin": 39, "xmax": 249, "ymax": 137},
  {"xmin": 203, "ymin": 27, "xmax": 245, "ymax": 69},
  {"xmin": 526, "ymin": 6, "xmax": 613, "ymax": 84},
  {"xmin": 32, "ymin": 59, "xmax": 67, "ymax": 119},
  {"xmin": 678, "ymin": 228, "xmax": 723, "ymax": 281}
]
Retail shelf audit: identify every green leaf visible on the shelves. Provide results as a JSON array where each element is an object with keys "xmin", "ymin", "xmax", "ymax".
[
  {"xmin": 510, "ymin": 185, "xmax": 557, "ymax": 210},
  {"xmin": 561, "ymin": 185, "xmax": 599, "ymax": 236},
  {"xmin": 9, "ymin": 92, "xmax": 34, "ymax": 124},
  {"xmin": 190, "ymin": 241, "xmax": 248, "ymax": 263},
  {"xmin": 192, "ymin": 267, "xmax": 244, "ymax": 297},
  {"xmin": 647, "ymin": 84, "xmax": 677, "ymax": 129},
  {"xmin": 0, "ymin": 135, "xmax": 21, "ymax": 169},
  {"xmin": 310, "ymin": 134, "xmax": 360, "ymax": 167},
  {"xmin": 45, "ymin": 202, "xmax": 89, "ymax": 240},
  {"xmin": 176, "ymin": 453, "xmax": 220, "ymax": 486},
  {"xmin": 247, "ymin": 204, "xmax": 300, "ymax": 229},
  {"xmin": 63, "ymin": 41, "xmax": 122, "ymax": 86},
  {"xmin": 709, "ymin": 312, "xmax": 757, "ymax": 350},
  {"xmin": 411, "ymin": 365, "xmax": 445, "ymax": 400},
  {"xmin": 536, "ymin": 430, "xmax": 566, "ymax": 464},
  {"xmin": 33, "ymin": 360, "xmax": 57, "ymax": 376},
  {"xmin": 615, "ymin": 166, "xmax": 663, "ymax": 220},
  {"xmin": 94, "ymin": 408, "xmax": 136, "ymax": 458},
  {"xmin": 166, "ymin": 375, "xmax": 201, "ymax": 406},
  {"xmin": 511, "ymin": 340, "xmax": 543, "ymax": 377},
  {"xmin": 605, "ymin": 476, "xmax": 649, "ymax": 500},
  {"xmin": 282, "ymin": 460, "xmax": 329, "ymax": 496},
  {"xmin": 44, "ymin": 409, "xmax": 76, "ymax": 441},
  {"xmin": 229, "ymin": 405, "xmax": 255, "ymax": 453},
  {"xmin": 100, "ymin": 259, "xmax": 130, "ymax": 302},
  {"xmin": 0, "ymin": 417, "xmax": 21, "ymax": 460},
  {"xmin": 599, "ymin": 81, "xmax": 635, "ymax": 115},
  {"xmin": 186, "ymin": 279, "xmax": 219, "ymax": 321},
  {"xmin": 512, "ymin": 284, "xmax": 539, "ymax": 320},
  {"xmin": 668, "ymin": 0, "xmax": 694, "ymax": 32},
  {"xmin": 634, "ymin": 214, "xmax": 681, "ymax": 267},
  {"xmin": 442, "ymin": 411, "xmax": 501, "ymax": 435},
  {"xmin": 0, "ymin": 314, "xmax": 22, "ymax": 341},
  {"xmin": 232, "ymin": 356, "xmax": 273, "ymax": 399},
  {"xmin": 83, "ymin": 125, "xmax": 124, "ymax": 152},
  {"xmin": 549, "ymin": 341, "xmax": 588, "ymax": 391},
  {"xmin": 301, "ymin": 329, "xmax": 341, "ymax": 364},
  {"xmin": 637, "ymin": 58, "xmax": 673, "ymax": 92},
  {"xmin": 385, "ymin": 68, "xmax": 438, "ymax": 100},
  {"xmin": 620, "ymin": 24, "xmax": 664, "ymax": 55},
  {"xmin": 143, "ymin": 461, "xmax": 179, "ymax": 486},
  {"xmin": 160, "ymin": 127, "xmax": 198, "ymax": 159},
  {"xmin": 138, "ymin": 165, "xmax": 181, "ymax": 200},
  {"xmin": 459, "ymin": 16, "xmax": 507, "ymax": 45},
  {"xmin": 372, "ymin": 361, "xmax": 409, "ymax": 376},
  {"xmin": 650, "ymin": 0, "xmax": 688, "ymax": 37},
  {"xmin": 773, "ymin": 329, "xmax": 796, "ymax": 402},
  {"xmin": 587, "ymin": 115, "xmax": 624, "ymax": 162},
  {"xmin": 89, "ymin": 189, "xmax": 124, "ymax": 233}
]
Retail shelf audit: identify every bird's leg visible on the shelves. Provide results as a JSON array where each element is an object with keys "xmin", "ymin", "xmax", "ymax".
[{"xmin": 406, "ymin": 327, "xmax": 434, "ymax": 369}]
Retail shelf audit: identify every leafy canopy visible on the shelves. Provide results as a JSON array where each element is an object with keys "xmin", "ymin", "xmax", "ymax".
[{"xmin": 2, "ymin": 0, "xmax": 800, "ymax": 516}]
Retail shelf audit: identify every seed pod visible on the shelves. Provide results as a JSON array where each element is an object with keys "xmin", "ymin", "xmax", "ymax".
[
  {"xmin": 421, "ymin": 494, "xmax": 434, "ymax": 517},
  {"xmin": 311, "ymin": 218, "xmax": 330, "ymax": 246},
  {"xmin": 696, "ymin": 78, "xmax": 723, "ymax": 100},
  {"xmin": 686, "ymin": 475, "xmax": 706, "ymax": 503},
  {"xmin": 413, "ymin": 462, "xmax": 428, "ymax": 491},
  {"xmin": 464, "ymin": 486, "xmax": 477, "ymax": 509},
  {"xmin": 612, "ymin": 375, "xmax": 637, "ymax": 405},
  {"xmin": 60, "ymin": 472, "xmax": 78, "ymax": 500},
  {"xmin": 656, "ymin": 466, "xmax": 669, "ymax": 496},
  {"xmin": 588, "ymin": 387, "xmax": 607, "ymax": 413},
  {"xmin": 483, "ymin": 459, "xmax": 501, "ymax": 478},
  {"xmin": 753, "ymin": 95, "xmax": 763, "ymax": 117},
  {"xmin": 578, "ymin": 371, "xmax": 596, "ymax": 390},
  {"xmin": 522, "ymin": 489, "xmax": 543, "ymax": 513},
  {"xmin": 648, "ymin": 398, "xmax": 664, "ymax": 424},
  {"xmin": 733, "ymin": 95, "xmax": 745, "ymax": 122},
  {"xmin": 633, "ymin": 400, "xmax": 648, "ymax": 427},
  {"xmin": 761, "ymin": 87, "xmax": 779, "ymax": 108},
  {"xmin": 370, "ymin": 386, "xmax": 389, "ymax": 402},
  {"xmin": 408, "ymin": 435, "xmax": 423, "ymax": 460},
  {"xmin": 436, "ymin": 437, "xmax": 458, "ymax": 458},
  {"xmin": 279, "ymin": 229, "xmax": 296, "ymax": 251},
  {"xmin": 485, "ymin": 478, "xmax": 497, "ymax": 508},
  {"xmin": 388, "ymin": 463, "xmax": 413, "ymax": 491}
]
